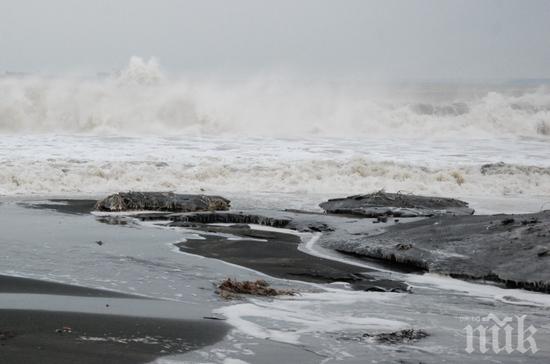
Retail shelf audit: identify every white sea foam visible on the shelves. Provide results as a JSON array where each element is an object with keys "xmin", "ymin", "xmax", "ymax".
[
  {"xmin": 1, "ymin": 137, "xmax": 549, "ymax": 203},
  {"xmin": 213, "ymin": 290, "xmax": 407, "ymax": 345}
]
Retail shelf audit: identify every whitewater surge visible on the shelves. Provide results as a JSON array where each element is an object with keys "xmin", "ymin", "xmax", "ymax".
[
  {"xmin": 1, "ymin": 135, "xmax": 550, "ymax": 203},
  {"xmin": 1, "ymin": 58, "xmax": 549, "ymax": 205},
  {"xmin": 1, "ymin": 57, "xmax": 550, "ymax": 138},
  {"xmin": 1, "ymin": 155, "xmax": 550, "ymax": 197}
]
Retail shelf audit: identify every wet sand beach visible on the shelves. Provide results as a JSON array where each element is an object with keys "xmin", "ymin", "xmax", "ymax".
[
  {"xmin": 2, "ymin": 198, "xmax": 550, "ymax": 363},
  {"xmin": 175, "ymin": 224, "xmax": 412, "ymax": 291},
  {"xmin": 0, "ymin": 275, "xmax": 229, "ymax": 364}
]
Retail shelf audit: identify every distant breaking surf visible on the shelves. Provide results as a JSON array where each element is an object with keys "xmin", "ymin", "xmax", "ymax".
[{"xmin": 1, "ymin": 57, "xmax": 549, "ymax": 138}]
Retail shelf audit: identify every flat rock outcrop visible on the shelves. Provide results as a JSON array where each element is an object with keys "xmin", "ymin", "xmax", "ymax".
[
  {"xmin": 326, "ymin": 211, "xmax": 550, "ymax": 292},
  {"xmin": 319, "ymin": 191, "xmax": 474, "ymax": 217},
  {"xmin": 95, "ymin": 192, "xmax": 230, "ymax": 212}
]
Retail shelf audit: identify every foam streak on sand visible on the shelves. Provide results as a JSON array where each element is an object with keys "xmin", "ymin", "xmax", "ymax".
[
  {"xmin": 209, "ymin": 225, "xmax": 550, "ymax": 351},
  {"xmin": 213, "ymin": 292, "xmax": 406, "ymax": 345}
]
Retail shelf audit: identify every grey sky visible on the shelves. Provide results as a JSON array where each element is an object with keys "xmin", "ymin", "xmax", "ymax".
[{"xmin": 1, "ymin": 0, "xmax": 549, "ymax": 79}]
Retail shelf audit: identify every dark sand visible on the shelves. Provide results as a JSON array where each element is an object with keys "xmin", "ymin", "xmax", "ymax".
[
  {"xmin": 0, "ymin": 276, "xmax": 229, "ymax": 364},
  {"xmin": 176, "ymin": 225, "xmax": 410, "ymax": 291},
  {"xmin": 19, "ymin": 199, "xmax": 410, "ymax": 291},
  {"xmin": 0, "ymin": 275, "xmax": 135, "ymax": 298},
  {"xmin": 19, "ymin": 199, "xmax": 97, "ymax": 215}
]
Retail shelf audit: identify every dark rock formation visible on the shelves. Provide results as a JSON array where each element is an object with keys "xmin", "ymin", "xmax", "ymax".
[
  {"xmin": 326, "ymin": 211, "xmax": 550, "ymax": 293},
  {"xmin": 139, "ymin": 210, "xmax": 333, "ymax": 233},
  {"xmin": 167, "ymin": 212, "xmax": 290, "ymax": 228},
  {"xmin": 480, "ymin": 162, "xmax": 550, "ymax": 176},
  {"xmin": 319, "ymin": 191, "xmax": 474, "ymax": 217},
  {"xmin": 95, "ymin": 192, "xmax": 230, "ymax": 212}
]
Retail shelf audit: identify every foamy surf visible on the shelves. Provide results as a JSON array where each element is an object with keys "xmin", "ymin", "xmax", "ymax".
[
  {"xmin": 1, "ymin": 135, "xmax": 550, "ymax": 209},
  {"xmin": 213, "ymin": 291, "xmax": 407, "ymax": 345}
]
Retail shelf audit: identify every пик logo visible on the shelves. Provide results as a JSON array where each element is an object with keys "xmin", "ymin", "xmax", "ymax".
[{"xmin": 465, "ymin": 314, "xmax": 538, "ymax": 354}]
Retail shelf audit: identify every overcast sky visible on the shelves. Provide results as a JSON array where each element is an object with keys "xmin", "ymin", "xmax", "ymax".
[{"xmin": 1, "ymin": 0, "xmax": 549, "ymax": 80}]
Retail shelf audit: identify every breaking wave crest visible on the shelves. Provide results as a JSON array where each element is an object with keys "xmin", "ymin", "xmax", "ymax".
[
  {"xmin": 1, "ymin": 57, "xmax": 550, "ymax": 138},
  {"xmin": 3, "ymin": 157, "xmax": 550, "ymax": 201}
]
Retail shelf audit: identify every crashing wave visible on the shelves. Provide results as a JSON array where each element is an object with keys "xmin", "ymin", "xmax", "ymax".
[
  {"xmin": 1, "ymin": 58, "xmax": 550, "ymax": 137},
  {"xmin": 115, "ymin": 57, "xmax": 165, "ymax": 86}
]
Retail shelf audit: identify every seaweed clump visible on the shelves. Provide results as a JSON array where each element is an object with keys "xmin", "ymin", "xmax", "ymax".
[{"xmin": 217, "ymin": 278, "xmax": 295, "ymax": 299}]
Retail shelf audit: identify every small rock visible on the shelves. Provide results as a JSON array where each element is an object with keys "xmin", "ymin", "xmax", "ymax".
[
  {"xmin": 522, "ymin": 218, "xmax": 540, "ymax": 225},
  {"xmin": 0, "ymin": 330, "xmax": 16, "ymax": 341},
  {"xmin": 202, "ymin": 316, "xmax": 226, "ymax": 321},
  {"xmin": 537, "ymin": 249, "xmax": 549, "ymax": 257},
  {"xmin": 56, "ymin": 326, "xmax": 72, "ymax": 334},
  {"xmin": 501, "ymin": 218, "xmax": 515, "ymax": 226}
]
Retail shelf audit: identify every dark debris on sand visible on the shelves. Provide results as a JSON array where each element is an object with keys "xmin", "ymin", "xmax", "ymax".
[
  {"xmin": 368, "ymin": 328, "xmax": 429, "ymax": 344},
  {"xmin": 216, "ymin": 278, "xmax": 296, "ymax": 299},
  {"xmin": 338, "ymin": 329, "xmax": 429, "ymax": 344}
]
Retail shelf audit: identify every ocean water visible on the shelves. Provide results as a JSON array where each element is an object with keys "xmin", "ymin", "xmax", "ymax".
[
  {"xmin": 1, "ymin": 58, "xmax": 550, "ymax": 212},
  {"xmin": 2, "ymin": 58, "xmax": 550, "ymax": 363}
]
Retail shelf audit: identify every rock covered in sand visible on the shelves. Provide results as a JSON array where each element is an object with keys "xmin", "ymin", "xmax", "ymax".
[
  {"xmin": 327, "ymin": 210, "xmax": 550, "ymax": 293},
  {"xmin": 95, "ymin": 192, "xmax": 230, "ymax": 212},
  {"xmin": 319, "ymin": 191, "xmax": 474, "ymax": 217}
]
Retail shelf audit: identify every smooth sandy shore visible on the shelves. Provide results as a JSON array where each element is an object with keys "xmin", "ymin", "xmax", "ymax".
[{"xmin": 0, "ymin": 275, "xmax": 229, "ymax": 364}]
